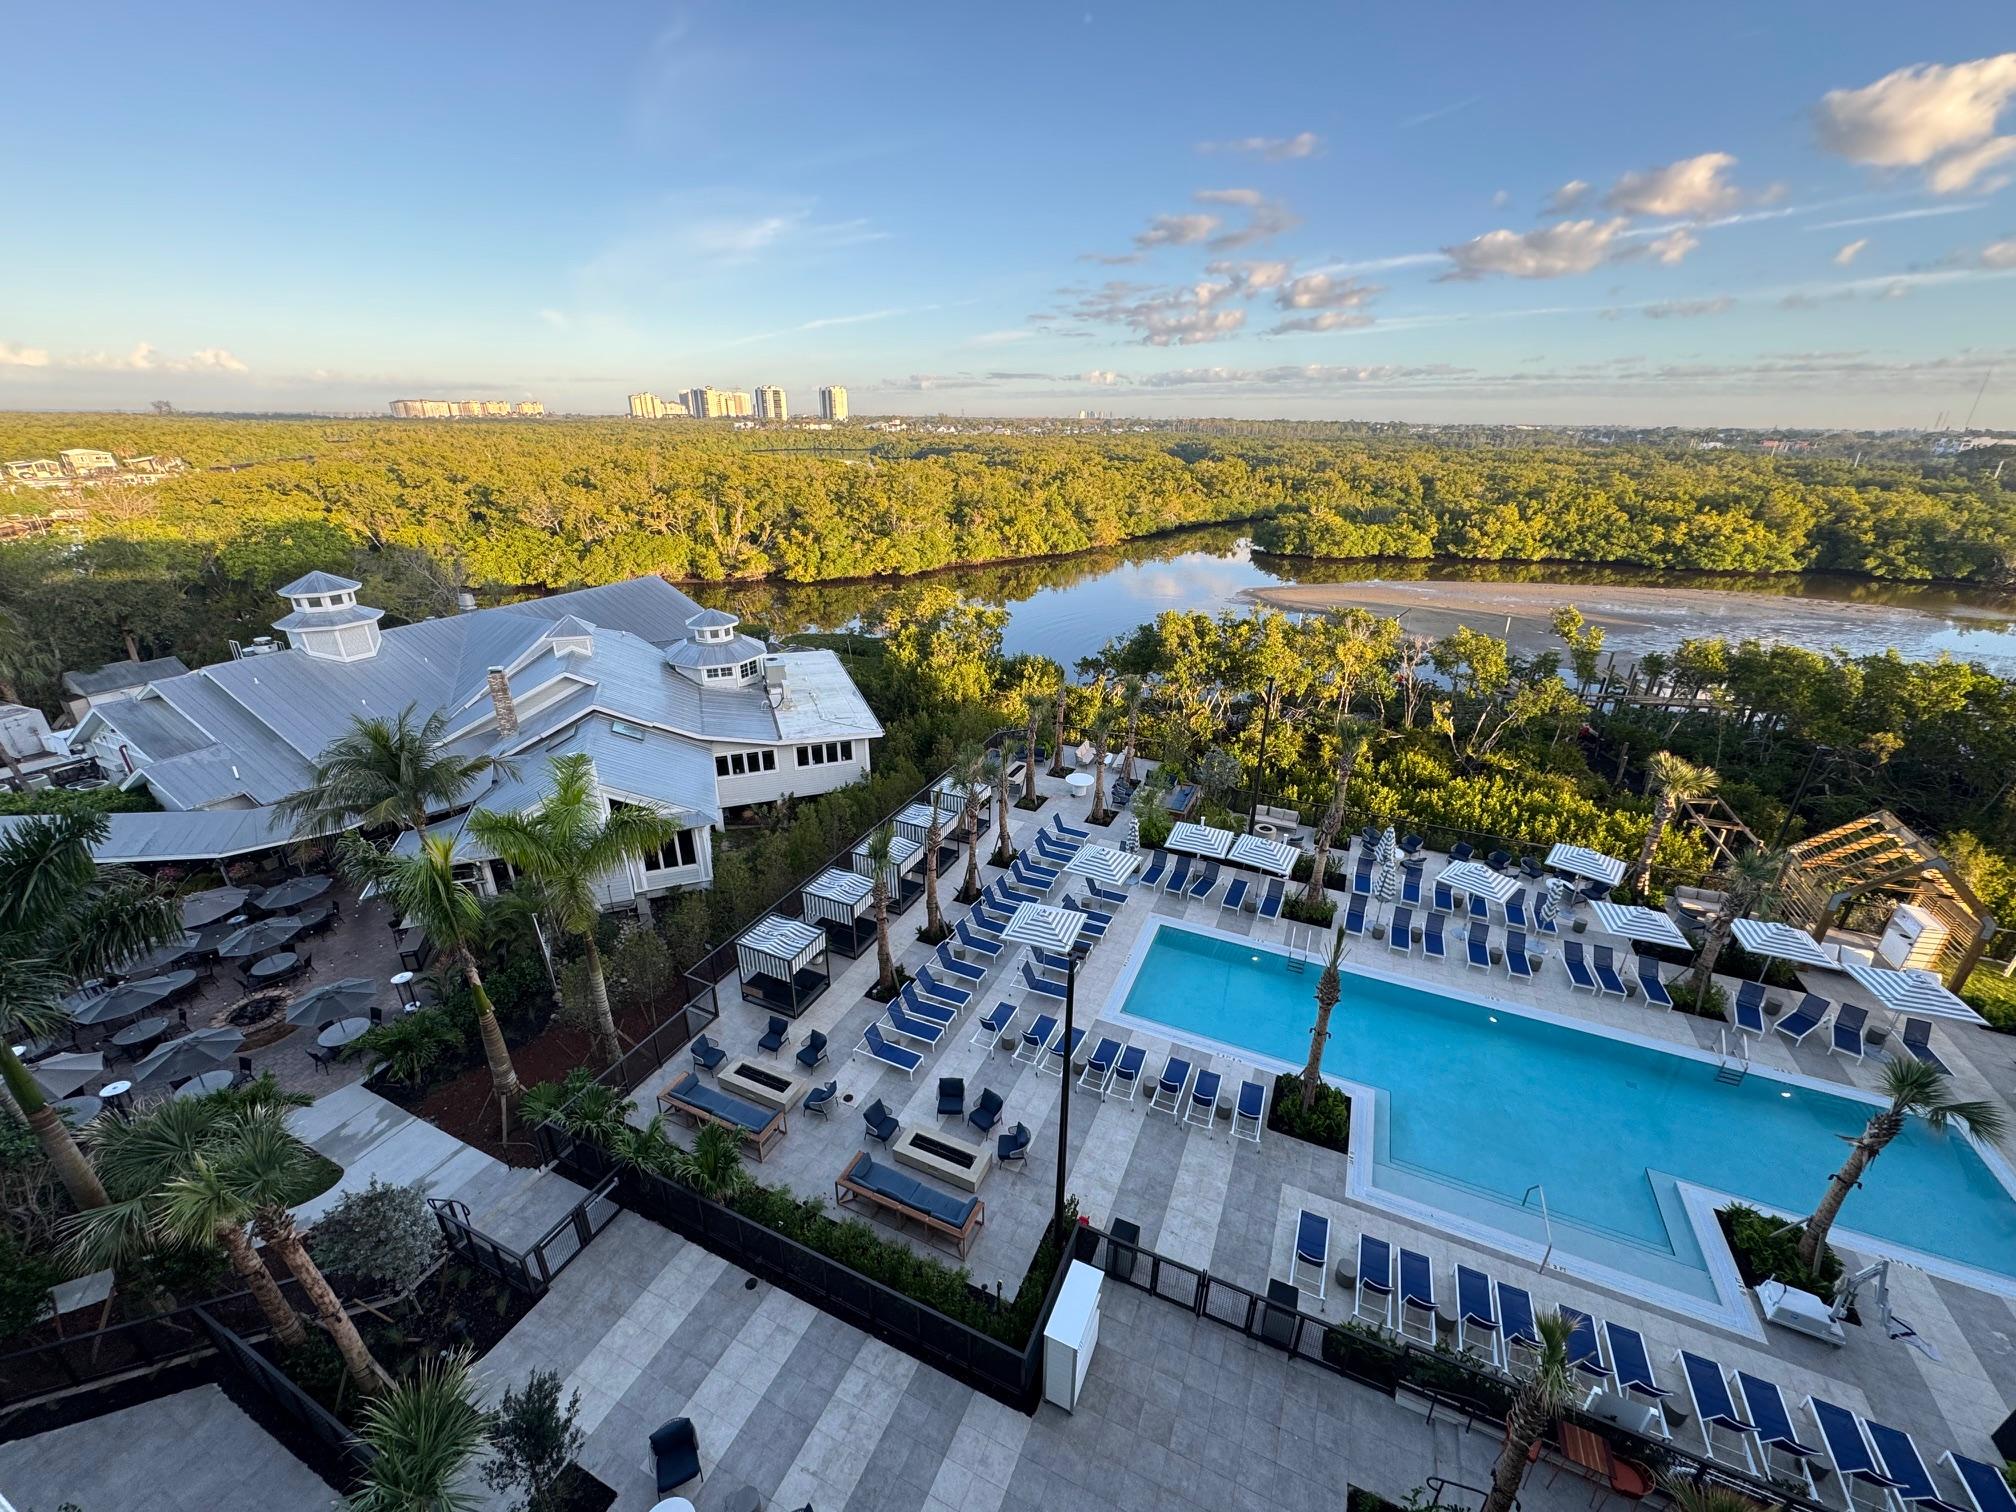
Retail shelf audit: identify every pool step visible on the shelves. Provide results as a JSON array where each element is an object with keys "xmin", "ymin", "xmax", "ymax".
[
  {"xmin": 1714, "ymin": 1027, "xmax": 1750, "ymax": 1085},
  {"xmin": 1715, "ymin": 1059, "xmax": 1747, "ymax": 1085}
]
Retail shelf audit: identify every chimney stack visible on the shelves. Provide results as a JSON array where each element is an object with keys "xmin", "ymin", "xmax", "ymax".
[
  {"xmin": 457, "ymin": 590, "xmax": 478, "ymax": 613},
  {"xmin": 486, "ymin": 666, "xmax": 518, "ymax": 735}
]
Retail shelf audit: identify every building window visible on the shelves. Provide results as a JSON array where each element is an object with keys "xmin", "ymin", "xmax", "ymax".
[
  {"xmin": 714, "ymin": 748, "xmax": 778, "ymax": 777},
  {"xmin": 611, "ymin": 800, "xmax": 700, "ymax": 871},
  {"xmin": 704, "ymin": 664, "xmax": 736, "ymax": 681},
  {"xmin": 795, "ymin": 740, "xmax": 856, "ymax": 768},
  {"xmin": 740, "ymin": 659, "xmax": 760, "ymax": 680}
]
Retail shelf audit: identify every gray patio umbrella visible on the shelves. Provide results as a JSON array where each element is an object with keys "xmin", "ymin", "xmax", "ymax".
[
  {"xmin": 257, "ymin": 875, "xmax": 333, "ymax": 912},
  {"xmin": 179, "ymin": 886, "xmax": 251, "ymax": 929},
  {"xmin": 69, "ymin": 971, "xmax": 198, "ymax": 1027},
  {"xmin": 285, "ymin": 978, "xmax": 378, "ymax": 1027},
  {"xmin": 216, "ymin": 917, "xmax": 303, "ymax": 960},
  {"xmin": 28, "ymin": 1051, "xmax": 104, "ymax": 1100},
  {"xmin": 130, "ymin": 1027, "xmax": 244, "ymax": 1088},
  {"xmin": 114, "ymin": 932, "xmax": 201, "ymax": 978}
]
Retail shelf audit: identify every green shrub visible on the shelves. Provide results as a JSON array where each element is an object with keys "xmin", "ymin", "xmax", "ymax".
[
  {"xmin": 309, "ymin": 1179, "xmax": 444, "ymax": 1295},
  {"xmin": 484, "ymin": 1368, "xmax": 585, "ymax": 1512},
  {"xmin": 1718, "ymin": 1203, "xmax": 1843, "ymax": 1299},
  {"xmin": 1962, "ymin": 969, "xmax": 2016, "ymax": 1031},
  {"xmin": 1269, "ymin": 1074, "xmax": 1351, "ymax": 1154},
  {"xmin": 0, "ymin": 1231, "xmax": 62, "ymax": 1340},
  {"xmin": 350, "ymin": 1009, "xmax": 463, "ymax": 1089},
  {"xmin": 1667, "ymin": 976, "xmax": 1726, "ymax": 1020},
  {"xmin": 1282, "ymin": 893, "xmax": 1335, "ymax": 926}
]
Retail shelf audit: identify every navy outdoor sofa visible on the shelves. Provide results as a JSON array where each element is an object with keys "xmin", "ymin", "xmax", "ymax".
[
  {"xmin": 659, "ymin": 1071, "xmax": 787, "ymax": 1161},
  {"xmin": 835, "ymin": 1150, "xmax": 986, "ymax": 1257}
]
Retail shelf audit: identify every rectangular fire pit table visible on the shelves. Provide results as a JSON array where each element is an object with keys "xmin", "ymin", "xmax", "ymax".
[
  {"xmin": 717, "ymin": 1058, "xmax": 807, "ymax": 1112},
  {"xmin": 890, "ymin": 1126, "xmax": 992, "ymax": 1193}
]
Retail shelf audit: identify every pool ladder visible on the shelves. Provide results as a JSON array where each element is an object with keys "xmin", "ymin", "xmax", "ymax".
[
  {"xmin": 1715, "ymin": 1028, "xmax": 1750, "ymax": 1085},
  {"xmin": 1282, "ymin": 925, "xmax": 1309, "ymax": 972}
]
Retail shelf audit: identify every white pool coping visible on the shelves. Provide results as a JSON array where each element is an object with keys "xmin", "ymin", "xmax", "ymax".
[{"xmin": 1102, "ymin": 915, "xmax": 2016, "ymax": 1335}]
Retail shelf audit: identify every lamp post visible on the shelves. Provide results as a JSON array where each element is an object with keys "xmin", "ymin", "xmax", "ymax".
[
  {"xmin": 1247, "ymin": 675, "xmax": 1278, "ymax": 833},
  {"xmin": 1054, "ymin": 953, "xmax": 1074, "ymax": 1241},
  {"xmin": 1772, "ymin": 744, "xmax": 1832, "ymax": 849}
]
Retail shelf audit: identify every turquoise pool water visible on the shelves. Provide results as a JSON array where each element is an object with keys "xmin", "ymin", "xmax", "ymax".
[{"xmin": 1116, "ymin": 927, "xmax": 2016, "ymax": 1300}]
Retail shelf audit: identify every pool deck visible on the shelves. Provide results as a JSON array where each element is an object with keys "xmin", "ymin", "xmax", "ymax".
[{"xmin": 625, "ymin": 765, "xmax": 2016, "ymax": 1488}]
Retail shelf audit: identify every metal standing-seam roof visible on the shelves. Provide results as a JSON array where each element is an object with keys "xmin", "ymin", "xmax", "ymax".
[
  {"xmin": 0, "ymin": 807, "xmax": 306, "ymax": 864},
  {"xmin": 63, "ymin": 656, "xmax": 190, "ymax": 698},
  {"xmin": 79, "ymin": 693, "xmax": 212, "ymax": 760}
]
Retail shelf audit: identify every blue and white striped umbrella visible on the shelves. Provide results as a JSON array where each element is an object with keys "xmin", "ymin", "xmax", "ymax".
[
  {"xmin": 1227, "ymin": 833, "xmax": 1297, "ymax": 875},
  {"xmin": 1439, "ymin": 860, "xmax": 1520, "ymax": 905},
  {"xmin": 1063, "ymin": 844, "xmax": 1141, "ymax": 888},
  {"xmin": 998, "ymin": 903, "xmax": 1088, "ymax": 955}
]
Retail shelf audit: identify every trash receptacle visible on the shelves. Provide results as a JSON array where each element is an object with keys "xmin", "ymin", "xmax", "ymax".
[{"xmin": 1105, "ymin": 1218, "xmax": 1140, "ymax": 1282}]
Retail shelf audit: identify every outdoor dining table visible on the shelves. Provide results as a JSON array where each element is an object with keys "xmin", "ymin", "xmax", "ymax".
[
  {"xmin": 247, "ymin": 951, "xmax": 303, "ymax": 984},
  {"xmin": 174, "ymin": 1070, "xmax": 236, "ymax": 1099},
  {"xmin": 108, "ymin": 1016, "xmax": 169, "ymax": 1059},
  {"xmin": 99, "ymin": 1079, "xmax": 133, "ymax": 1108},
  {"xmin": 317, "ymin": 1017, "xmax": 372, "ymax": 1049}
]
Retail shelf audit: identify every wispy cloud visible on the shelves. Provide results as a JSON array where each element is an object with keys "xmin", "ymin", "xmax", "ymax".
[
  {"xmin": 1806, "ymin": 202, "xmax": 1987, "ymax": 230},
  {"xmin": 1400, "ymin": 95, "xmax": 1484, "ymax": 129},
  {"xmin": 1196, "ymin": 132, "xmax": 1322, "ymax": 161},
  {"xmin": 714, "ymin": 306, "xmax": 935, "ymax": 349},
  {"xmin": 0, "ymin": 341, "xmax": 51, "ymax": 367}
]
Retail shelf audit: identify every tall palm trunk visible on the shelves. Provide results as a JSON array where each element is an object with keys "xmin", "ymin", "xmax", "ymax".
[
  {"xmin": 1023, "ymin": 707, "xmax": 1041, "ymax": 805},
  {"xmin": 458, "ymin": 946, "xmax": 521, "ymax": 1130},
  {"xmin": 1629, "ymin": 795, "xmax": 1674, "ymax": 895},
  {"xmin": 1090, "ymin": 733, "xmax": 1110, "ymax": 821},
  {"xmin": 922, "ymin": 813, "xmax": 945, "ymax": 941},
  {"xmin": 1302, "ymin": 745, "xmax": 1361, "ymax": 906},
  {"xmin": 992, "ymin": 770, "xmax": 1016, "ymax": 867},
  {"xmin": 959, "ymin": 798, "xmax": 984, "ymax": 902},
  {"xmin": 1798, "ymin": 1115, "xmax": 1895, "ymax": 1270},
  {"xmin": 1482, "ymin": 1368, "xmax": 1558, "ymax": 1512},
  {"xmin": 1686, "ymin": 909, "xmax": 1737, "ymax": 998},
  {"xmin": 257, "ymin": 1209, "xmax": 385, "ymax": 1395},
  {"xmin": 219, "ymin": 1223, "xmax": 307, "ymax": 1349},
  {"xmin": 1301, "ymin": 934, "xmax": 1343, "ymax": 1111},
  {"xmin": 579, "ymin": 933, "xmax": 622, "ymax": 1067},
  {"xmin": 1, "ymin": 1049, "xmax": 107, "ymax": 1210},
  {"xmin": 1049, "ymin": 686, "xmax": 1069, "ymax": 776},
  {"xmin": 873, "ymin": 882, "xmax": 895, "ymax": 993}
]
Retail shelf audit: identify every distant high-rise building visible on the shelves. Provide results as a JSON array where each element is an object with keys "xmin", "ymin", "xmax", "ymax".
[
  {"xmin": 628, "ymin": 391, "xmax": 667, "ymax": 419},
  {"xmin": 390, "ymin": 398, "xmax": 541, "ymax": 419},
  {"xmin": 754, "ymin": 385, "xmax": 787, "ymax": 421},
  {"xmin": 819, "ymin": 385, "xmax": 848, "ymax": 421},
  {"xmin": 683, "ymin": 386, "xmax": 754, "ymax": 420},
  {"xmin": 514, "ymin": 401, "xmax": 544, "ymax": 416}
]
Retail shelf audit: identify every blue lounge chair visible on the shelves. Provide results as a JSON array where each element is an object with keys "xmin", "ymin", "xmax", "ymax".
[
  {"xmin": 972, "ymin": 999, "xmax": 1016, "ymax": 1046},
  {"xmin": 994, "ymin": 875, "xmax": 1040, "ymax": 906},
  {"xmin": 1454, "ymin": 1265, "xmax": 1499, "ymax": 1365},
  {"xmin": 1150, "ymin": 1055, "xmax": 1192, "ymax": 1116},
  {"xmin": 898, "ymin": 984, "xmax": 956, "ymax": 1025},
  {"xmin": 651, "ymin": 1418, "xmax": 700, "ymax": 1496},
  {"xmin": 1387, "ymin": 906, "xmax": 1414, "ymax": 955},
  {"xmin": 1013, "ymin": 1012, "xmax": 1059, "ymax": 1064},
  {"xmin": 1061, "ymin": 896, "xmax": 1111, "ymax": 934},
  {"xmin": 914, "ymin": 964, "xmax": 972, "ymax": 1010},
  {"xmin": 1495, "ymin": 1280, "xmax": 1540, "ymax": 1370},
  {"xmin": 1397, "ymin": 1248, "xmax": 1437, "ymax": 1344},
  {"xmin": 1086, "ymin": 878, "xmax": 1130, "ymax": 907},
  {"xmin": 1465, "ymin": 922, "xmax": 1493, "ymax": 970},
  {"xmin": 1422, "ymin": 911, "xmax": 1448, "ymax": 961},
  {"xmin": 1353, "ymin": 1234, "xmax": 1392, "ymax": 1328},
  {"xmin": 862, "ymin": 1098, "xmax": 899, "ymax": 1142},
  {"xmin": 1776, "ymin": 993, "xmax": 1830, "ymax": 1045},
  {"xmin": 1432, "ymin": 880, "xmax": 1456, "ymax": 913},
  {"xmin": 936, "ymin": 1077, "xmax": 965, "ymax": 1119},
  {"xmin": 1601, "ymin": 1322, "xmax": 1673, "ymax": 1435},
  {"xmin": 1219, "ymin": 876, "xmax": 1250, "ymax": 914},
  {"xmin": 1182, "ymin": 860, "xmax": 1216, "ymax": 900},
  {"xmin": 997, "ymin": 1122, "xmax": 1031, "ymax": 1168},
  {"xmin": 1560, "ymin": 939, "xmax": 1599, "ymax": 993},
  {"xmin": 1634, "ymin": 957, "xmax": 1674, "ymax": 1008},
  {"xmin": 1033, "ymin": 829, "xmax": 1075, "ymax": 863},
  {"xmin": 795, "ymin": 1030, "xmax": 828, "ymax": 1070},
  {"xmin": 1504, "ymin": 889, "xmax": 1534, "ymax": 929},
  {"xmin": 855, "ymin": 1022, "xmax": 922, "ymax": 1076},
  {"xmin": 1831, "ymin": 1002, "xmax": 1868, "ymax": 1059},
  {"xmin": 883, "ymin": 1000, "xmax": 947, "ymax": 1048},
  {"xmin": 1808, "ymin": 1397, "xmax": 1898, "ymax": 1504},
  {"xmin": 1946, "ymin": 1453, "xmax": 2016, "ymax": 1512},
  {"xmin": 1560, "ymin": 1307, "xmax": 1611, "ymax": 1387},
  {"xmin": 757, "ymin": 1015, "xmax": 790, "ymax": 1054},
  {"xmin": 1139, "ymin": 851, "xmax": 1168, "ymax": 887},
  {"xmin": 1184, "ymin": 1068, "xmax": 1221, "ymax": 1128},
  {"xmin": 1020, "ymin": 961, "xmax": 1067, "ymax": 1000},
  {"xmin": 690, "ymin": 1033, "xmax": 726, "ymax": 1074},
  {"xmin": 1042, "ymin": 1024, "xmax": 1085, "ymax": 1077},
  {"xmin": 1486, "ymin": 848, "xmax": 1511, "ymax": 871},
  {"xmin": 1504, "ymin": 928, "xmax": 1538, "ymax": 980},
  {"xmin": 1108, "ymin": 1044, "xmax": 1145, "ymax": 1101},
  {"xmin": 1291, "ymin": 1210, "xmax": 1329, "ymax": 1298},
  {"xmin": 934, "ymin": 943, "xmax": 986, "ymax": 983},
  {"xmin": 1031, "ymin": 946, "xmax": 1080, "ymax": 978},
  {"xmin": 1233, "ymin": 1079, "xmax": 1264, "ymax": 1143},
  {"xmin": 1679, "ymin": 1352, "xmax": 1757, "ymax": 1471},
  {"xmin": 1900, "ymin": 1018, "xmax": 1951, "ymax": 1074},
  {"xmin": 1342, "ymin": 896, "xmax": 1370, "ymax": 937},
  {"xmin": 803, "ymin": 1080, "xmax": 837, "ymax": 1118},
  {"xmin": 969, "ymin": 899, "xmax": 1010, "ymax": 935},
  {"xmin": 1053, "ymin": 813, "xmax": 1091, "ymax": 841},
  {"xmin": 1867, "ymin": 1421, "xmax": 1961, "ymax": 1512},
  {"xmin": 1401, "ymin": 864, "xmax": 1423, "ymax": 905},
  {"xmin": 1352, "ymin": 857, "xmax": 1375, "ymax": 896},
  {"xmin": 955, "ymin": 919, "xmax": 1002, "ymax": 960},
  {"xmin": 1163, "ymin": 854, "xmax": 1193, "ymax": 894},
  {"xmin": 1078, "ymin": 1036, "xmax": 1121, "ymax": 1091},
  {"xmin": 1011, "ymin": 860, "xmax": 1057, "ymax": 891},
  {"xmin": 1733, "ymin": 1372, "xmax": 1820, "ymax": 1496},
  {"xmin": 1466, "ymin": 892, "xmax": 1490, "ymax": 922},
  {"xmin": 1733, "ymin": 980, "xmax": 1767, "ymax": 1033},
  {"xmin": 968, "ymin": 1087, "xmax": 1004, "ymax": 1133},
  {"xmin": 1590, "ymin": 945, "xmax": 1629, "ymax": 998},
  {"xmin": 1258, "ymin": 877, "xmax": 1284, "ymax": 919}
]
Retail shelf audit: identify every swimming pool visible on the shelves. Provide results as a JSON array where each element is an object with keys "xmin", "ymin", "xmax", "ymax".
[{"xmin": 1114, "ymin": 924, "xmax": 2016, "ymax": 1305}]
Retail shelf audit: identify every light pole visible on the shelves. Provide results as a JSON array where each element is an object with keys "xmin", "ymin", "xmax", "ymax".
[
  {"xmin": 1773, "ymin": 744, "xmax": 1832, "ymax": 849},
  {"xmin": 1053, "ymin": 953, "xmax": 1075, "ymax": 1242},
  {"xmin": 1247, "ymin": 675, "xmax": 1278, "ymax": 833}
]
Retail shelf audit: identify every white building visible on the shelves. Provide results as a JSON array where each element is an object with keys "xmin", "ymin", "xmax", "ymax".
[
  {"xmin": 64, "ymin": 573, "xmax": 882, "ymax": 900},
  {"xmin": 628, "ymin": 392, "xmax": 668, "ymax": 419},
  {"xmin": 754, "ymin": 385, "xmax": 787, "ymax": 422},
  {"xmin": 819, "ymin": 385, "xmax": 848, "ymax": 421},
  {"xmin": 58, "ymin": 449, "xmax": 117, "ymax": 476}
]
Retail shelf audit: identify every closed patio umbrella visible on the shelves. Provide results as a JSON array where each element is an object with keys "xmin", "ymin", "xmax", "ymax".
[
  {"xmin": 285, "ymin": 978, "xmax": 378, "ymax": 1028},
  {"xmin": 216, "ymin": 917, "xmax": 303, "ymax": 960},
  {"xmin": 257, "ymin": 875, "xmax": 333, "ymax": 912},
  {"xmin": 130, "ymin": 1027, "xmax": 243, "ymax": 1088},
  {"xmin": 179, "ymin": 886, "xmax": 251, "ymax": 929}
]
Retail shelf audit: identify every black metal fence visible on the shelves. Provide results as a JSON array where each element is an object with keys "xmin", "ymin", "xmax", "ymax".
[
  {"xmin": 194, "ymin": 1306, "xmax": 371, "ymax": 1492},
  {"xmin": 1088, "ymin": 1223, "xmax": 1831, "ymax": 1512},
  {"xmin": 429, "ymin": 1172, "xmax": 622, "ymax": 1296}
]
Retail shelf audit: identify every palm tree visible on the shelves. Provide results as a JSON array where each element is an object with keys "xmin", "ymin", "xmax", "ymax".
[
  {"xmin": 1049, "ymin": 683, "xmax": 1070, "ymax": 777},
  {"xmin": 66, "ymin": 1093, "xmax": 307, "ymax": 1349},
  {"xmin": 1302, "ymin": 722, "xmax": 1370, "ymax": 907},
  {"xmin": 276, "ymin": 705, "xmax": 508, "ymax": 839},
  {"xmin": 1683, "ymin": 847, "xmax": 1790, "ymax": 1003},
  {"xmin": 347, "ymin": 1349, "xmax": 489, "ymax": 1512},
  {"xmin": 0, "ymin": 810, "xmax": 180, "ymax": 1211},
  {"xmin": 666, "ymin": 1122, "xmax": 751, "ymax": 1203},
  {"xmin": 950, "ymin": 744, "xmax": 989, "ymax": 904},
  {"xmin": 1022, "ymin": 695, "xmax": 1044, "ymax": 807},
  {"xmin": 469, "ymin": 753, "xmax": 680, "ymax": 1066},
  {"xmin": 1087, "ymin": 715, "xmax": 1115, "ymax": 824},
  {"xmin": 1300, "ymin": 929, "xmax": 1345, "ymax": 1111},
  {"xmin": 990, "ymin": 748, "xmax": 1017, "ymax": 868},
  {"xmin": 918, "ymin": 789, "xmax": 948, "ymax": 944},
  {"xmin": 1118, "ymin": 676, "xmax": 1146, "ymax": 785},
  {"xmin": 1661, "ymin": 1479, "xmax": 1771, "ymax": 1512},
  {"xmin": 1627, "ymin": 752, "xmax": 1718, "ymax": 896},
  {"xmin": 1479, "ymin": 1310, "xmax": 1578, "ymax": 1512},
  {"xmin": 1797, "ymin": 1057, "xmax": 2008, "ymax": 1270},
  {"xmin": 339, "ymin": 832, "xmax": 523, "ymax": 1130},
  {"xmin": 865, "ymin": 824, "xmax": 899, "ymax": 996}
]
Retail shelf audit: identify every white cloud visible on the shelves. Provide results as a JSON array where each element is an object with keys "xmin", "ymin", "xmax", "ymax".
[
  {"xmin": 1641, "ymin": 296, "xmax": 1735, "ymax": 319},
  {"xmin": 1491, "ymin": 189, "xmax": 1512, "ymax": 208},
  {"xmin": 537, "ymin": 308, "xmax": 570, "ymax": 331},
  {"xmin": 1815, "ymin": 54, "xmax": 2016, "ymax": 193},
  {"xmin": 1604, "ymin": 152, "xmax": 1744, "ymax": 217},
  {"xmin": 1194, "ymin": 187, "xmax": 1264, "ymax": 208},
  {"xmin": 1643, "ymin": 228, "xmax": 1699, "ymax": 264},
  {"xmin": 186, "ymin": 347, "xmax": 249, "ymax": 373},
  {"xmin": 63, "ymin": 341, "xmax": 249, "ymax": 373},
  {"xmin": 1133, "ymin": 213, "xmax": 1222, "ymax": 250},
  {"xmin": 1207, "ymin": 195, "xmax": 1298, "ymax": 251},
  {"xmin": 1438, "ymin": 218, "xmax": 1630, "ymax": 279},
  {"xmin": 968, "ymin": 329, "xmax": 1035, "ymax": 346},
  {"xmin": 1133, "ymin": 362, "xmax": 1468, "ymax": 389},
  {"xmin": 1541, "ymin": 180, "xmax": 1591, "ymax": 215},
  {"xmin": 1271, "ymin": 310, "xmax": 1375, "ymax": 334},
  {"xmin": 1926, "ymin": 135, "xmax": 2016, "ymax": 195},
  {"xmin": 1080, "ymin": 369, "xmax": 1126, "ymax": 385},
  {"xmin": 0, "ymin": 341, "xmax": 50, "ymax": 367},
  {"xmin": 1979, "ymin": 238, "xmax": 2016, "ymax": 268},
  {"xmin": 1809, "ymin": 202, "xmax": 1987, "ymax": 230},
  {"xmin": 1066, "ymin": 279, "xmax": 1247, "ymax": 345},
  {"xmin": 1205, "ymin": 258, "xmax": 1292, "ymax": 291},
  {"xmin": 1268, "ymin": 272, "xmax": 1382, "ymax": 330},
  {"xmin": 1196, "ymin": 132, "xmax": 1321, "ymax": 161},
  {"xmin": 1834, "ymin": 238, "xmax": 1869, "ymax": 265}
]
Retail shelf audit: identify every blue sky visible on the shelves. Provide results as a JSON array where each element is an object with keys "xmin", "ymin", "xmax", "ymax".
[{"xmin": 4, "ymin": 2, "xmax": 2016, "ymax": 426}]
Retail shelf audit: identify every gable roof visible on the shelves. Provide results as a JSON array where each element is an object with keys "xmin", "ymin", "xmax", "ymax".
[{"xmin": 63, "ymin": 656, "xmax": 190, "ymax": 698}]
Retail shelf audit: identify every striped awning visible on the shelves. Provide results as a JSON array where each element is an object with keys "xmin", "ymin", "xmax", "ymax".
[
  {"xmin": 891, "ymin": 800, "xmax": 952, "ymax": 844},
  {"xmin": 1062, "ymin": 844, "xmax": 1141, "ymax": 888},
  {"xmin": 1228, "ymin": 834, "xmax": 1298, "ymax": 876},
  {"xmin": 736, "ymin": 915, "xmax": 826, "ymax": 978},
  {"xmin": 1730, "ymin": 918, "xmax": 1838, "ymax": 969},
  {"xmin": 1439, "ymin": 861, "xmax": 1520, "ymax": 904},
  {"xmin": 801, "ymin": 868, "xmax": 875, "ymax": 925},
  {"xmin": 1589, "ymin": 901, "xmax": 1690, "ymax": 950},
  {"xmin": 1545, "ymin": 844, "xmax": 1627, "ymax": 886},
  {"xmin": 850, "ymin": 832, "xmax": 924, "ymax": 882},
  {"xmin": 936, "ymin": 777, "xmax": 991, "ymax": 806},
  {"xmin": 998, "ymin": 902, "xmax": 1087, "ymax": 955},
  {"xmin": 1842, "ymin": 961, "xmax": 1985, "ymax": 1024},
  {"xmin": 1168, "ymin": 822, "xmax": 1234, "ymax": 859}
]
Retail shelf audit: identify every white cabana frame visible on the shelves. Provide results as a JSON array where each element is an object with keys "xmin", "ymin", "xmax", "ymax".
[
  {"xmin": 850, "ymin": 832, "xmax": 926, "ymax": 915},
  {"xmin": 735, "ymin": 914, "xmax": 831, "ymax": 1017},
  {"xmin": 801, "ymin": 868, "xmax": 878, "ymax": 958}
]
